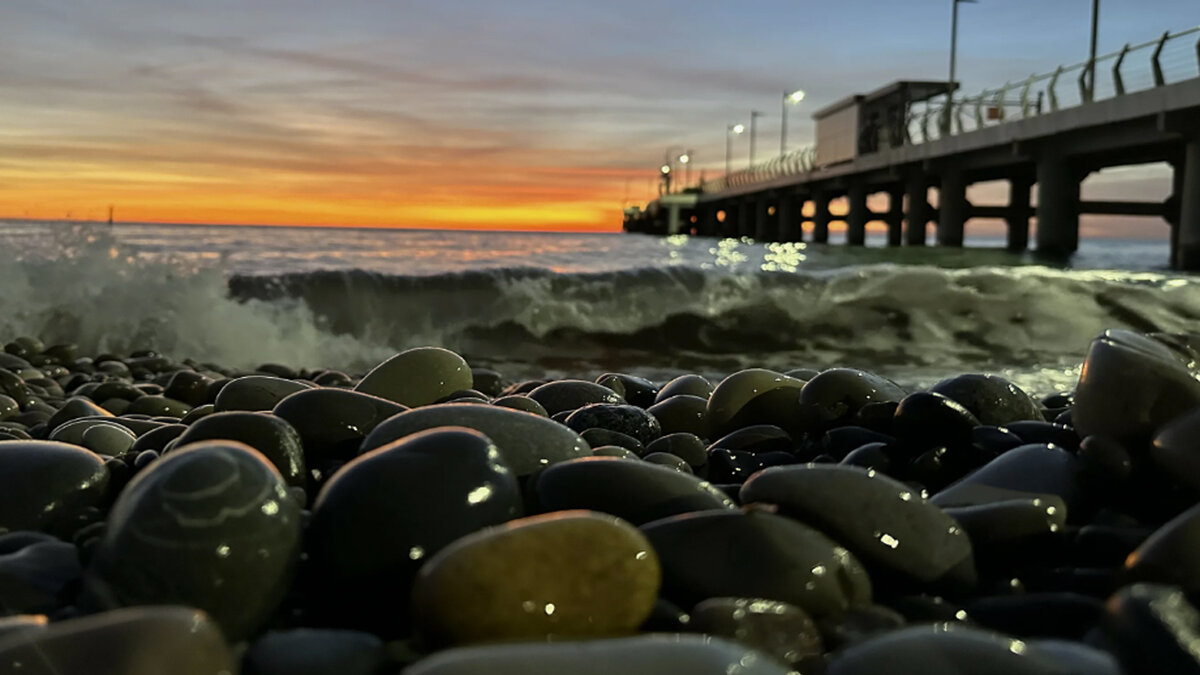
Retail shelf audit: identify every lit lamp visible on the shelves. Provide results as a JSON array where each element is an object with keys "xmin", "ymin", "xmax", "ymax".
[
  {"xmin": 781, "ymin": 89, "xmax": 806, "ymax": 155},
  {"xmin": 678, "ymin": 151, "xmax": 692, "ymax": 189},
  {"xmin": 660, "ymin": 163, "xmax": 672, "ymax": 194},
  {"xmin": 725, "ymin": 123, "xmax": 744, "ymax": 176}
]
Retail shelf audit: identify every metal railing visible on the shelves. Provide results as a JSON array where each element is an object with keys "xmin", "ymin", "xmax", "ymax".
[{"xmin": 699, "ymin": 25, "xmax": 1200, "ymax": 195}]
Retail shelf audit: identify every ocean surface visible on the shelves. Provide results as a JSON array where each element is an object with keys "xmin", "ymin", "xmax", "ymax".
[{"xmin": 1, "ymin": 219, "xmax": 1196, "ymax": 396}]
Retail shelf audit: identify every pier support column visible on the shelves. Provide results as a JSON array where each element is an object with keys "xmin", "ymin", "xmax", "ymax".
[
  {"xmin": 937, "ymin": 171, "xmax": 967, "ymax": 247},
  {"xmin": 697, "ymin": 205, "xmax": 717, "ymax": 237},
  {"xmin": 736, "ymin": 200, "xmax": 752, "ymax": 238},
  {"xmin": 904, "ymin": 174, "xmax": 930, "ymax": 245},
  {"xmin": 847, "ymin": 182, "xmax": 868, "ymax": 246},
  {"xmin": 812, "ymin": 192, "xmax": 831, "ymax": 244},
  {"xmin": 717, "ymin": 204, "xmax": 735, "ymax": 238},
  {"xmin": 754, "ymin": 197, "xmax": 773, "ymax": 241},
  {"xmin": 777, "ymin": 194, "xmax": 801, "ymax": 242},
  {"xmin": 1035, "ymin": 157, "xmax": 1080, "ymax": 256},
  {"xmin": 1006, "ymin": 175, "xmax": 1033, "ymax": 251},
  {"xmin": 666, "ymin": 203, "xmax": 682, "ymax": 235},
  {"xmin": 1178, "ymin": 138, "xmax": 1200, "ymax": 270},
  {"xmin": 886, "ymin": 185, "xmax": 904, "ymax": 246}
]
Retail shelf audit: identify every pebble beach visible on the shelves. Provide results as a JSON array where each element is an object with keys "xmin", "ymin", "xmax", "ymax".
[{"xmin": 2, "ymin": 326, "xmax": 1200, "ymax": 674}]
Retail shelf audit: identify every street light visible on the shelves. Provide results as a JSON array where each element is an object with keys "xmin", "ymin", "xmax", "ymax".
[
  {"xmin": 725, "ymin": 123, "xmax": 745, "ymax": 176},
  {"xmin": 678, "ymin": 151, "xmax": 693, "ymax": 189},
  {"xmin": 749, "ymin": 110, "xmax": 765, "ymax": 168},
  {"xmin": 660, "ymin": 163, "xmax": 672, "ymax": 194},
  {"xmin": 946, "ymin": 0, "xmax": 977, "ymax": 134},
  {"xmin": 781, "ymin": 89, "xmax": 806, "ymax": 156}
]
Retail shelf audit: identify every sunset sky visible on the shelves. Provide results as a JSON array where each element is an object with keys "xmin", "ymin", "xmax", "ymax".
[{"xmin": 1, "ymin": 1, "xmax": 1196, "ymax": 232}]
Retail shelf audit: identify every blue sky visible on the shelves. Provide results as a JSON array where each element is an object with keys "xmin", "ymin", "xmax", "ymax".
[{"xmin": 0, "ymin": 1, "xmax": 1195, "ymax": 229}]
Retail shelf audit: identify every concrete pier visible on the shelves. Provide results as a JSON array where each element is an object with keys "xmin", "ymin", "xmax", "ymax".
[
  {"xmin": 754, "ymin": 198, "xmax": 772, "ymax": 241},
  {"xmin": 1178, "ymin": 137, "xmax": 1200, "ymax": 269},
  {"xmin": 886, "ymin": 185, "xmax": 904, "ymax": 246},
  {"xmin": 937, "ymin": 171, "xmax": 967, "ymax": 247},
  {"xmin": 777, "ymin": 193, "xmax": 801, "ymax": 242},
  {"xmin": 847, "ymin": 183, "xmax": 868, "ymax": 246},
  {"xmin": 904, "ymin": 174, "xmax": 930, "ymax": 246},
  {"xmin": 1007, "ymin": 175, "xmax": 1033, "ymax": 251},
  {"xmin": 1035, "ymin": 157, "xmax": 1079, "ymax": 256},
  {"xmin": 812, "ymin": 192, "xmax": 831, "ymax": 243}
]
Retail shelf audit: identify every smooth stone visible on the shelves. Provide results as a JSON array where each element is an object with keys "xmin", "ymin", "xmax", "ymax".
[
  {"xmin": 312, "ymin": 370, "xmax": 353, "ymax": 387},
  {"xmin": 1152, "ymin": 408, "xmax": 1200, "ymax": 493},
  {"xmin": 81, "ymin": 441, "xmax": 302, "ymax": 640},
  {"xmin": 565, "ymin": 403, "xmax": 661, "ymax": 445},
  {"xmin": 796, "ymin": 369, "xmax": 906, "ymax": 435},
  {"xmin": 708, "ymin": 425, "xmax": 793, "ymax": 455},
  {"xmin": 818, "ymin": 603, "xmax": 906, "ymax": 650},
  {"xmin": 690, "ymin": 597, "xmax": 823, "ymax": 665},
  {"xmin": 354, "ymin": 347, "xmax": 473, "ymax": 408},
  {"xmin": 1028, "ymin": 640, "xmax": 1123, "ymax": 675},
  {"xmin": 412, "ymin": 511, "xmax": 660, "ymax": 644},
  {"xmin": 932, "ymin": 444, "xmax": 1087, "ymax": 517},
  {"xmin": 0, "ymin": 396, "xmax": 16, "ymax": 421},
  {"xmin": 0, "ymin": 354, "xmax": 31, "ymax": 370},
  {"xmin": 640, "ymin": 510, "xmax": 871, "ymax": 619},
  {"xmin": 360, "ymin": 404, "xmax": 590, "ymax": 477},
  {"xmin": 80, "ymin": 422, "xmax": 136, "ymax": 456},
  {"xmin": 645, "ymin": 432, "xmax": 707, "ymax": 468},
  {"xmin": 706, "ymin": 448, "xmax": 797, "ymax": 484},
  {"xmin": 973, "ymin": 425, "xmax": 1027, "ymax": 454},
  {"xmin": 45, "ymin": 397, "xmax": 113, "ymax": 432},
  {"xmin": 1073, "ymin": 329, "xmax": 1200, "ymax": 443},
  {"xmin": 0, "ymin": 606, "xmax": 233, "ymax": 675},
  {"xmin": 490, "ymin": 395, "xmax": 548, "ymax": 416},
  {"xmin": 128, "ymin": 423, "xmax": 187, "ymax": 454},
  {"xmin": 1004, "ymin": 421, "xmax": 1080, "ymax": 452},
  {"xmin": 125, "ymin": 395, "xmax": 191, "ymax": 418},
  {"xmin": 741, "ymin": 464, "xmax": 975, "ymax": 587},
  {"xmin": 0, "ymin": 370, "xmax": 32, "ymax": 408},
  {"xmin": 162, "ymin": 370, "xmax": 213, "ymax": 407},
  {"xmin": 655, "ymin": 374, "xmax": 715, "ymax": 402},
  {"xmin": 892, "ymin": 392, "xmax": 980, "ymax": 450},
  {"xmin": 0, "ymin": 535, "xmax": 81, "ymax": 615},
  {"xmin": 214, "ymin": 375, "xmax": 315, "ymax": 412},
  {"xmin": 964, "ymin": 593, "xmax": 1104, "ymax": 640},
  {"xmin": 89, "ymin": 382, "xmax": 143, "ymax": 402},
  {"xmin": 647, "ymin": 394, "xmax": 711, "ymax": 439},
  {"xmin": 308, "ymin": 427, "xmax": 521, "ymax": 634},
  {"xmin": 943, "ymin": 497, "xmax": 1067, "ymax": 558},
  {"xmin": 404, "ymin": 634, "xmax": 792, "ymax": 675},
  {"xmin": 929, "ymin": 374, "xmax": 1044, "ymax": 426},
  {"xmin": 1124, "ymin": 501, "xmax": 1200, "ymax": 593},
  {"xmin": 535, "ymin": 456, "xmax": 734, "ymax": 525},
  {"xmin": 1077, "ymin": 435, "xmax": 1132, "ymax": 486},
  {"xmin": 827, "ymin": 623, "xmax": 1069, "ymax": 675},
  {"xmin": 174, "ymin": 411, "xmax": 306, "ymax": 487},
  {"xmin": 470, "ymin": 368, "xmax": 503, "ymax": 398},
  {"xmin": 243, "ymin": 628, "xmax": 385, "ymax": 675},
  {"xmin": 49, "ymin": 417, "xmax": 132, "ymax": 447},
  {"xmin": 643, "ymin": 452, "xmax": 694, "ymax": 473},
  {"xmin": 596, "ymin": 373, "xmax": 658, "ymax": 408},
  {"xmin": 179, "ymin": 403, "xmax": 215, "ymax": 424},
  {"xmin": 593, "ymin": 445, "xmax": 638, "ymax": 459},
  {"xmin": 273, "ymin": 387, "xmax": 406, "ymax": 465},
  {"xmin": 1102, "ymin": 583, "xmax": 1200, "ymax": 675},
  {"xmin": 821, "ymin": 426, "xmax": 896, "ymax": 460},
  {"xmin": 528, "ymin": 380, "xmax": 625, "ymax": 416},
  {"xmin": 580, "ymin": 428, "xmax": 644, "ymax": 455},
  {"xmin": 0, "ymin": 440, "xmax": 108, "ymax": 536},
  {"xmin": 840, "ymin": 442, "xmax": 894, "ymax": 473},
  {"xmin": 706, "ymin": 369, "xmax": 806, "ymax": 437}
]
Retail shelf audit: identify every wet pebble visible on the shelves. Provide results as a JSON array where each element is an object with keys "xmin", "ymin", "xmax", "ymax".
[
  {"xmin": 215, "ymin": 375, "xmax": 315, "ymax": 412},
  {"xmin": 528, "ymin": 379, "xmax": 624, "ymax": 416},
  {"xmin": 174, "ymin": 411, "xmax": 307, "ymax": 488},
  {"xmin": 0, "ymin": 440, "xmax": 109, "ymax": 536},
  {"xmin": 354, "ymin": 347, "xmax": 473, "ymax": 408},
  {"xmin": 565, "ymin": 403, "xmax": 661, "ymax": 445}
]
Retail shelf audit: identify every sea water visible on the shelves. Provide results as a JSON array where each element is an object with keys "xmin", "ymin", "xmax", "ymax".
[{"xmin": 1, "ymin": 220, "xmax": 1196, "ymax": 396}]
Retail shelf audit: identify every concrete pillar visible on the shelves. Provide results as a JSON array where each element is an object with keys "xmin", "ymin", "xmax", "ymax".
[
  {"xmin": 1178, "ymin": 138, "xmax": 1200, "ymax": 270},
  {"xmin": 1006, "ymin": 175, "xmax": 1033, "ymax": 251},
  {"xmin": 754, "ymin": 197, "xmax": 773, "ymax": 241},
  {"xmin": 1035, "ymin": 157, "xmax": 1080, "ymax": 256},
  {"xmin": 846, "ymin": 183, "xmax": 868, "ymax": 246},
  {"xmin": 937, "ymin": 171, "xmax": 967, "ymax": 247},
  {"xmin": 666, "ymin": 203, "xmax": 682, "ymax": 235},
  {"xmin": 886, "ymin": 185, "xmax": 904, "ymax": 247},
  {"xmin": 697, "ymin": 205, "xmax": 717, "ymax": 237},
  {"xmin": 812, "ymin": 191, "xmax": 831, "ymax": 244},
  {"xmin": 736, "ymin": 200, "xmax": 752, "ymax": 238},
  {"xmin": 777, "ymin": 194, "xmax": 801, "ymax": 242},
  {"xmin": 904, "ymin": 174, "xmax": 930, "ymax": 245}
]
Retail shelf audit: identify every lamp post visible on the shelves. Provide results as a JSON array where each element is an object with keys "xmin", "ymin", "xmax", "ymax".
[
  {"xmin": 725, "ymin": 123, "xmax": 745, "ymax": 176},
  {"xmin": 660, "ymin": 163, "xmax": 672, "ymax": 195},
  {"xmin": 781, "ymin": 89, "xmax": 806, "ymax": 156},
  {"xmin": 1086, "ymin": 0, "xmax": 1099, "ymax": 100},
  {"xmin": 946, "ymin": 0, "xmax": 977, "ymax": 134},
  {"xmin": 749, "ymin": 110, "xmax": 765, "ymax": 168},
  {"xmin": 678, "ymin": 150, "xmax": 693, "ymax": 190}
]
